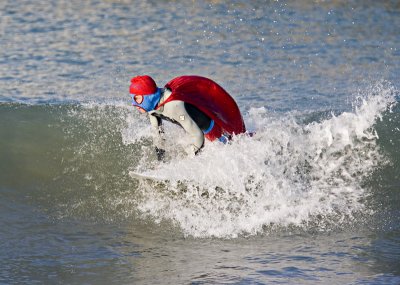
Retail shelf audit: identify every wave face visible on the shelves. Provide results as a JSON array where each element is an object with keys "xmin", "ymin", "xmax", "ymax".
[{"xmin": 3, "ymin": 82, "xmax": 397, "ymax": 238}]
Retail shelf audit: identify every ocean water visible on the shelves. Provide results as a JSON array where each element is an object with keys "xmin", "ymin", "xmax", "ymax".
[{"xmin": 1, "ymin": 0, "xmax": 400, "ymax": 284}]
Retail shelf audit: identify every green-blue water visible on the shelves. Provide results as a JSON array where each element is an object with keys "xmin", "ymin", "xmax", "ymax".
[{"xmin": 1, "ymin": 0, "xmax": 400, "ymax": 284}]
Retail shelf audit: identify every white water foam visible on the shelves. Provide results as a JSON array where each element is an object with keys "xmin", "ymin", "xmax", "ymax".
[{"xmin": 124, "ymin": 82, "xmax": 397, "ymax": 238}]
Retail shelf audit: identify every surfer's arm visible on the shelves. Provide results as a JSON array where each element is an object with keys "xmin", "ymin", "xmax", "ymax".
[{"xmin": 149, "ymin": 114, "xmax": 165, "ymax": 160}]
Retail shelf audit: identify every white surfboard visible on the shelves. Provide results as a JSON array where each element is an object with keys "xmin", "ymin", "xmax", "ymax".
[{"xmin": 129, "ymin": 171, "xmax": 167, "ymax": 182}]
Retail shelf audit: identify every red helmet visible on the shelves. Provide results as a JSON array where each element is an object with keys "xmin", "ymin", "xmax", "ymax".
[{"xmin": 129, "ymin": 75, "xmax": 157, "ymax": 95}]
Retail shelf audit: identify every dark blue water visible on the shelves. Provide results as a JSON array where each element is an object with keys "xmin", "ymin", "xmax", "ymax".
[{"xmin": 1, "ymin": 1, "xmax": 400, "ymax": 284}]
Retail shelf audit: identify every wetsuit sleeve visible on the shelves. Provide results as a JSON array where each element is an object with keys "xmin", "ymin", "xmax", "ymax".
[
  {"xmin": 149, "ymin": 114, "xmax": 165, "ymax": 150},
  {"xmin": 163, "ymin": 101, "xmax": 204, "ymax": 155}
]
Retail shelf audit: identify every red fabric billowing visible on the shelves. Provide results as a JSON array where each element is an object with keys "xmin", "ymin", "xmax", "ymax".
[
  {"xmin": 204, "ymin": 122, "xmax": 223, "ymax": 141},
  {"xmin": 159, "ymin": 76, "xmax": 246, "ymax": 136}
]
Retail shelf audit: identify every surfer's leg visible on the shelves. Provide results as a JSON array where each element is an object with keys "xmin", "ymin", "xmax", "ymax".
[
  {"xmin": 183, "ymin": 103, "xmax": 229, "ymax": 143},
  {"xmin": 184, "ymin": 103, "xmax": 212, "ymax": 131}
]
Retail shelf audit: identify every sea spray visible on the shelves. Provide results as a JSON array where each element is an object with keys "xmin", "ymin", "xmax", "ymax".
[{"xmin": 132, "ymin": 82, "xmax": 397, "ymax": 238}]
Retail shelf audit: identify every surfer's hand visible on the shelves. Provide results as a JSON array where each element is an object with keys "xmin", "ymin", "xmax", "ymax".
[{"xmin": 155, "ymin": 147, "xmax": 165, "ymax": 161}]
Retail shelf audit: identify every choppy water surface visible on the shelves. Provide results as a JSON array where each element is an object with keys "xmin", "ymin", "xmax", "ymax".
[{"xmin": 1, "ymin": 0, "xmax": 400, "ymax": 284}]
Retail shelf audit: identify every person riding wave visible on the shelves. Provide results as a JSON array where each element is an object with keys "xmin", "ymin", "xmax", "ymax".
[{"xmin": 129, "ymin": 75, "xmax": 246, "ymax": 160}]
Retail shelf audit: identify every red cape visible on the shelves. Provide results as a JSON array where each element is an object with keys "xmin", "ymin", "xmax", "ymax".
[{"xmin": 158, "ymin": 76, "xmax": 246, "ymax": 135}]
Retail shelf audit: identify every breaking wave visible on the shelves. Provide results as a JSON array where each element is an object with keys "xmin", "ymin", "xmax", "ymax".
[{"xmin": 126, "ymin": 81, "xmax": 398, "ymax": 238}]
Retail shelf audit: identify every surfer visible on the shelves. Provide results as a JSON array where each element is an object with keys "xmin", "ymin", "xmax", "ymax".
[{"xmin": 129, "ymin": 75, "xmax": 246, "ymax": 159}]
